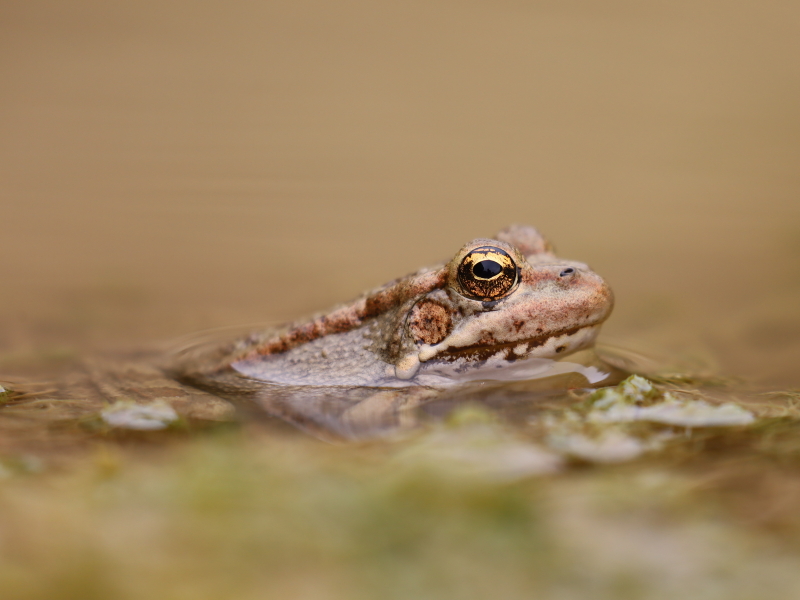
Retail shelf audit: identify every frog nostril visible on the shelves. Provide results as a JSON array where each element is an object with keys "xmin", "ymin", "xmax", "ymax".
[{"xmin": 559, "ymin": 268, "xmax": 575, "ymax": 277}]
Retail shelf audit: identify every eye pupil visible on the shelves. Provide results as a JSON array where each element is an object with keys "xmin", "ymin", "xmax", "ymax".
[
  {"xmin": 472, "ymin": 260, "xmax": 502, "ymax": 279},
  {"xmin": 456, "ymin": 245, "xmax": 518, "ymax": 301}
]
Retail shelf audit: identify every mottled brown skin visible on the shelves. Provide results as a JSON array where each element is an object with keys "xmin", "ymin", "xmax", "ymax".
[
  {"xmin": 190, "ymin": 224, "xmax": 614, "ymax": 387},
  {"xmin": 407, "ymin": 301, "xmax": 452, "ymax": 345},
  {"xmin": 240, "ymin": 225, "xmax": 555, "ymax": 361},
  {"xmin": 390, "ymin": 235, "xmax": 613, "ymax": 373},
  {"xmin": 239, "ymin": 268, "xmax": 448, "ymax": 359}
]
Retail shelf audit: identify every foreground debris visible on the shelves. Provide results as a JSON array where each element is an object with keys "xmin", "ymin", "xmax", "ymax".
[
  {"xmin": 586, "ymin": 376, "xmax": 755, "ymax": 427},
  {"xmin": 100, "ymin": 400, "xmax": 180, "ymax": 431},
  {"xmin": 539, "ymin": 376, "xmax": 756, "ymax": 464}
]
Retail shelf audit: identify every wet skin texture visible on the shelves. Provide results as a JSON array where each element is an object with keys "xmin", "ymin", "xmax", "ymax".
[{"xmin": 174, "ymin": 225, "xmax": 614, "ymax": 390}]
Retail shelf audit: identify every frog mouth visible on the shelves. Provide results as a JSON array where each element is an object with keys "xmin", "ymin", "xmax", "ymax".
[{"xmin": 421, "ymin": 323, "xmax": 601, "ymax": 364}]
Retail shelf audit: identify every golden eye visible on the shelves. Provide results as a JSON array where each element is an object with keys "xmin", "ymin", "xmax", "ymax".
[{"xmin": 457, "ymin": 246, "xmax": 518, "ymax": 301}]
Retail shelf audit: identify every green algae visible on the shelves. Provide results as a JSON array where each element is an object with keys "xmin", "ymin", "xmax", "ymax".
[
  {"xmin": 3, "ymin": 423, "xmax": 800, "ymax": 600},
  {"xmin": 1, "ymin": 371, "xmax": 800, "ymax": 599}
]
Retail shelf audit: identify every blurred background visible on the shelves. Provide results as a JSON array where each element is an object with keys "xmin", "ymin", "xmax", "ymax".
[
  {"xmin": 1, "ymin": 0, "xmax": 799, "ymax": 384},
  {"xmin": 2, "ymin": 4, "xmax": 800, "ymax": 599}
]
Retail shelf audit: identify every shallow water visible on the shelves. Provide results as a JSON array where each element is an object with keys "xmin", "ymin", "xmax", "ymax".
[{"xmin": 1, "ymin": 2, "xmax": 800, "ymax": 598}]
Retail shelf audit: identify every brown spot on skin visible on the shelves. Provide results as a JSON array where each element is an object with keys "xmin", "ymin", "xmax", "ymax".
[
  {"xmin": 407, "ymin": 301, "xmax": 452, "ymax": 345},
  {"xmin": 477, "ymin": 333, "xmax": 497, "ymax": 345},
  {"xmin": 555, "ymin": 346, "xmax": 566, "ymax": 353}
]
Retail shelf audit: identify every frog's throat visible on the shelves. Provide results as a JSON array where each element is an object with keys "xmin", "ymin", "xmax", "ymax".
[{"xmin": 393, "ymin": 324, "xmax": 601, "ymax": 380}]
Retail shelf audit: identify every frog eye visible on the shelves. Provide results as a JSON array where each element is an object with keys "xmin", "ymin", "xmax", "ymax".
[{"xmin": 457, "ymin": 246, "xmax": 518, "ymax": 301}]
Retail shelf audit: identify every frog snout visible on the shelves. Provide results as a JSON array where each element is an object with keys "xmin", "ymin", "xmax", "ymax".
[{"xmin": 556, "ymin": 265, "xmax": 614, "ymax": 306}]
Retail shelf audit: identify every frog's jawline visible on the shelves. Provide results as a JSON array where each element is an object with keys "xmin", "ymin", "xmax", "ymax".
[
  {"xmin": 411, "ymin": 324, "xmax": 606, "ymax": 386},
  {"xmin": 426, "ymin": 323, "xmax": 593, "ymax": 364}
]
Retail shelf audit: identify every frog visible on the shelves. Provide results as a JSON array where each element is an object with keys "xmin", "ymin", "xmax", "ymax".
[{"xmin": 173, "ymin": 224, "xmax": 615, "ymax": 396}]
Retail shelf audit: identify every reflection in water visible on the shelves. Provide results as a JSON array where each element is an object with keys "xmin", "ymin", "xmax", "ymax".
[{"xmin": 170, "ymin": 324, "xmax": 627, "ymax": 440}]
